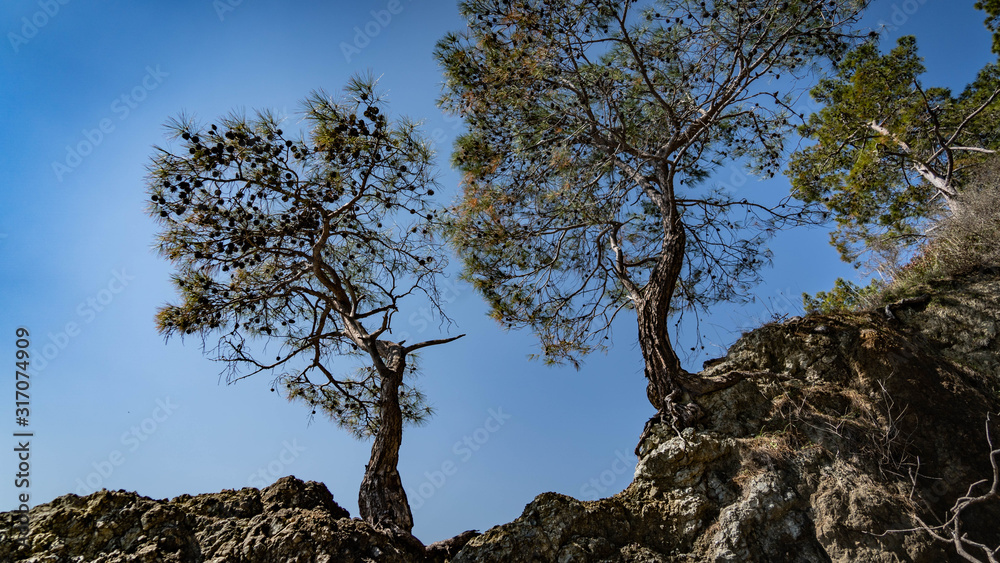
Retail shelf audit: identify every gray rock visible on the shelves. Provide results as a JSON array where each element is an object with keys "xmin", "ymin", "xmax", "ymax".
[
  {"xmin": 1, "ymin": 476, "xmax": 427, "ymax": 563},
  {"xmin": 5, "ymin": 271, "xmax": 1000, "ymax": 562},
  {"xmin": 454, "ymin": 272, "xmax": 1000, "ymax": 562}
]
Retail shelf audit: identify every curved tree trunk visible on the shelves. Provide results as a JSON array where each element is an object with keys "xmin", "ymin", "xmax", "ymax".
[
  {"xmin": 634, "ymin": 199, "xmax": 753, "ymax": 438},
  {"xmin": 636, "ymin": 221, "xmax": 694, "ymax": 418},
  {"xmin": 358, "ymin": 341, "xmax": 414, "ymax": 536},
  {"xmin": 632, "ymin": 207, "xmax": 707, "ymax": 456}
]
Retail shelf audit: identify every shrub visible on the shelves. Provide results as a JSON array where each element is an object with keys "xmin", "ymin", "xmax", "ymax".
[
  {"xmin": 803, "ymin": 277, "xmax": 885, "ymax": 314},
  {"xmin": 808, "ymin": 157, "xmax": 1000, "ymax": 312}
]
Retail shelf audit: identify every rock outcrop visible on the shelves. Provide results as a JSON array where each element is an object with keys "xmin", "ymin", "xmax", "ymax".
[
  {"xmin": 0, "ymin": 476, "xmax": 440, "ymax": 562},
  {"xmin": 453, "ymin": 270, "xmax": 1000, "ymax": 562},
  {"xmin": 4, "ymin": 269, "xmax": 1000, "ymax": 562}
]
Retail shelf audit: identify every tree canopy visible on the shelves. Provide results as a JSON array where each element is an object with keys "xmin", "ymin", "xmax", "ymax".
[
  {"xmin": 147, "ymin": 74, "xmax": 461, "ymax": 535},
  {"xmin": 976, "ymin": 0, "xmax": 1000, "ymax": 55},
  {"xmin": 787, "ymin": 36, "xmax": 1000, "ymax": 269},
  {"xmin": 436, "ymin": 0, "xmax": 870, "ymax": 425}
]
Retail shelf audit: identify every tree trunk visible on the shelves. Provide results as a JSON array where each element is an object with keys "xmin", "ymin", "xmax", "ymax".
[
  {"xmin": 636, "ymin": 219, "xmax": 692, "ymax": 417},
  {"xmin": 867, "ymin": 121, "xmax": 962, "ymax": 211},
  {"xmin": 358, "ymin": 341, "xmax": 414, "ymax": 536}
]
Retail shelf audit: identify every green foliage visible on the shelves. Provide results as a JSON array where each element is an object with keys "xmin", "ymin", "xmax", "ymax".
[
  {"xmin": 787, "ymin": 36, "xmax": 937, "ymax": 263},
  {"xmin": 282, "ymin": 364, "xmax": 432, "ymax": 439},
  {"xmin": 787, "ymin": 36, "xmax": 1000, "ymax": 268},
  {"xmin": 810, "ymin": 158, "xmax": 1000, "ymax": 311},
  {"xmin": 976, "ymin": 0, "xmax": 1000, "ymax": 56},
  {"xmin": 887, "ymin": 159, "xmax": 1000, "ymax": 298},
  {"xmin": 147, "ymin": 74, "xmax": 446, "ymax": 438},
  {"xmin": 802, "ymin": 278, "xmax": 884, "ymax": 314},
  {"xmin": 436, "ymin": 0, "xmax": 869, "ymax": 369}
]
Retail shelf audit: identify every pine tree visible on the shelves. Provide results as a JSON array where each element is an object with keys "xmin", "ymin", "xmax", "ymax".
[{"xmin": 147, "ymin": 74, "xmax": 462, "ymax": 535}]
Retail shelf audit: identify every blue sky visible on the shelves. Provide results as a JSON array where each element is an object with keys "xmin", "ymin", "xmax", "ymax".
[{"xmin": 0, "ymin": 0, "xmax": 994, "ymax": 544}]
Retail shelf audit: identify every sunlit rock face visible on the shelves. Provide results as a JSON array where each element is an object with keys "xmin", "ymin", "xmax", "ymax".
[
  {"xmin": 4, "ymin": 270, "xmax": 1000, "ymax": 562},
  {"xmin": 454, "ymin": 269, "xmax": 1000, "ymax": 563},
  {"xmin": 0, "ymin": 476, "xmax": 429, "ymax": 563}
]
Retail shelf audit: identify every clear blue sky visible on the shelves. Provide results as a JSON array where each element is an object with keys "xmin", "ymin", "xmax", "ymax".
[{"xmin": 0, "ymin": 0, "xmax": 993, "ymax": 544}]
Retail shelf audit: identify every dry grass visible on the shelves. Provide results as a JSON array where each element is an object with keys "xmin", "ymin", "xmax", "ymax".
[
  {"xmin": 807, "ymin": 159, "xmax": 1000, "ymax": 314},
  {"xmin": 882, "ymin": 162, "xmax": 1000, "ymax": 304},
  {"xmin": 733, "ymin": 430, "xmax": 808, "ymax": 490}
]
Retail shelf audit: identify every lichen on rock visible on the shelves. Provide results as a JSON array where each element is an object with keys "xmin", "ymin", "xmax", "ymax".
[
  {"xmin": 454, "ymin": 270, "xmax": 1000, "ymax": 563},
  {"xmin": 1, "ymin": 476, "xmax": 428, "ymax": 563},
  {"xmin": 4, "ymin": 271, "xmax": 1000, "ymax": 562}
]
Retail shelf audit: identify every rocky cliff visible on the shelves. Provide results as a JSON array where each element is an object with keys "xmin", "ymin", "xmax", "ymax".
[{"xmin": 3, "ymin": 269, "xmax": 1000, "ymax": 562}]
